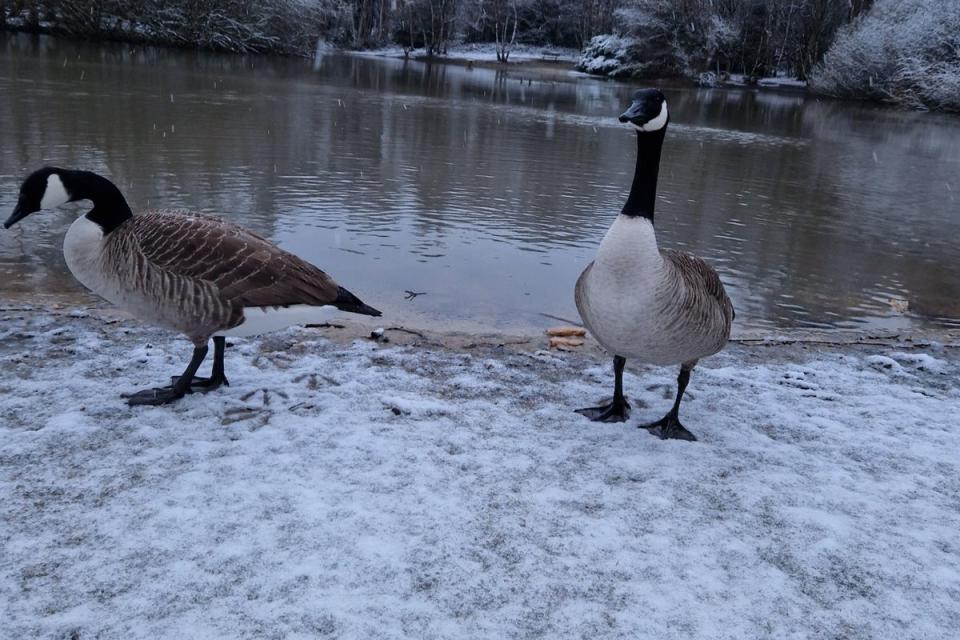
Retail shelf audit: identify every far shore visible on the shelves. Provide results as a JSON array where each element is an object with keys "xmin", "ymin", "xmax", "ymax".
[
  {"xmin": 349, "ymin": 44, "xmax": 814, "ymax": 96},
  {"xmin": 6, "ymin": 29, "xmax": 959, "ymax": 112},
  {"xmin": 2, "ymin": 29, "xmax": 816, "ymax": 97},
  {"xmin": 13, "ymin": 29, "xmax": 955, "ymax": 111}
]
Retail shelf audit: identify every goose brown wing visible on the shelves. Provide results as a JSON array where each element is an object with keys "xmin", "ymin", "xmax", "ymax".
[
  {"xmin": 662, "ymin": 249, "xmax": 736, "ymax": 326},
  {"xmin": 129, "ymin": 211, "xmax": 341, "ymax": 309}
]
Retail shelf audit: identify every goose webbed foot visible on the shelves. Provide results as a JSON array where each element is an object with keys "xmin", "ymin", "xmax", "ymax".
[
  {"xmin": 577, "ymin": 355, "xmax": 631, "ymax": 422},
  {"xmin": 126, "ymin": 344, "xmax": 210, "ymax": 407},
  {"xmin": 123, "ymin": 385, "xmax": 188, "ymax": 406},
  {"xmin": 641, "ymin": 414, "xmax": 697, "ymax": 441},
  {"xmin": 575, "ymin": 397, "xmax": 631, "ymax": 423},
  {"xmin": 168, "ymin": 374, "xmax": 230, "ymax": 392}
]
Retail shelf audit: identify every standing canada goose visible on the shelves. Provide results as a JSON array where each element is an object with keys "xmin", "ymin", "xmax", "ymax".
[
  {"xmin": 575, "ymin": 89, "xmax": 734, "ymax": 441},
  {"xmin": 5, "ymin": 167, "xmax": 381, "ymax": 406}
]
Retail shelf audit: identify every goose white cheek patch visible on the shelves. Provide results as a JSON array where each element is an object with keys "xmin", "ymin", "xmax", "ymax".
[
  {"xmin": 639, "ymin": 102, "xmax": 669, "ymax": 132},
  {"xmin": 40, "ymin": 174, "xmax": 70, "ymax": 209}
]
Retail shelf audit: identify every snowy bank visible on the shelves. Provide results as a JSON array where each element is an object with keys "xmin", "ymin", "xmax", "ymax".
[
  {"xmin": 697, "ymin": 72, "xmax": 808, "ymax": 91},
  {"xmin": 354, "ymin": 43, "xmax": 579, "ymax": 67},
  {"xmin": 1, "ymin": 312, "xmax": 959, "ymax": 638}
]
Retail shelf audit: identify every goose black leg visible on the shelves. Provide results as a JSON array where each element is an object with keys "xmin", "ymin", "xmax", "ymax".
[
  {"xmin": 172, "ymin": 336, "xmax": 230, "ymax": 392},
  {"xmin": 125, "ymin": 344, "xmax": 209, "ymax": 406},
  {"xmin": 576, "ymin": 355, "xmax": 631, "ymax": 422},
  {"xmin": 642, "ymin": 361, "xmax": 697, "ymax": 441}
]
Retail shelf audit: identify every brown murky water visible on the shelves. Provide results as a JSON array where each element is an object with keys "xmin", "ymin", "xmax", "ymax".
[{"xmin": 1, "ymin": 34, "xmax": 958, "ymax": 334}]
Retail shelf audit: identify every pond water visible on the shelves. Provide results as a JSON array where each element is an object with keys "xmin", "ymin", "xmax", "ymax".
[{"xmin": 1, "ymin": 33, "xmax": 958, "ymax": 335}]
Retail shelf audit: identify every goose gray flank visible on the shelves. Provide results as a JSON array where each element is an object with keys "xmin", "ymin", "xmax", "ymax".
[
  {"xmin": 5, "ymin": 168, "xmax": 381, "ymax": 406},
  {"xmin": 574, "ymin": 89, "xmax": 735, "ymax": 441}
]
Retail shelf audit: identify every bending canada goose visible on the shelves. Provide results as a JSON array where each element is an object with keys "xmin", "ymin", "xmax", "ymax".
[
  {"xmin": 5, "ymin": 167, "xmax": 381, "ymax": 406},
  {"xmin": 575, "ymin": 89, "xmax": 734, "ymax": 441}
]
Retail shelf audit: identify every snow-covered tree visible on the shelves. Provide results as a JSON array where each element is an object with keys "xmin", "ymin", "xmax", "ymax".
[
  {"xmin": 461, "ymin": 0, "xmax": 526, "ymax": 61},
  {"xmin": 813, "ymin": 0, "xmax": 960, "ymax": 112},
  {"xmin": 578, "ymin": 0, "xmax": 727, "ymax": 78},
  {"xmin": 575, "ymin": 0, "xmax": 877, "ymax": 82},
  {"xmin": 2, "ymin": 0, "xmax": 350, "ymax": 55}
]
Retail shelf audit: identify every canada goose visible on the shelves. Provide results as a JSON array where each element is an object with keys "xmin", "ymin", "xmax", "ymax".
[
  {"xmin": 5, "ymin": 167, "xmax": 381, "ymax": 406},
  {"xmin": 574, "ymin": 89, "xmax": 734, "ymax": 441}
]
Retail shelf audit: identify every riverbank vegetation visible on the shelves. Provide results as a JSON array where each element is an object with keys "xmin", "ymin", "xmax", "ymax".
[
  {"xmin": 1, "ymin": 0, "xmax": 957, "ymax": 111},
  {"xmin": 811, "ymin": 0, "xmax": 960, "ymax": 112},
  {"xmin": 0, "ymin": 1, "xmax": 338, "ymax": 55},
  {"xmin": 577, "ymin": 0, "xmax": 874, "ymax": 81},
  {"xmin": 0, "ymin": 0, "xmax": 605, "ymax": 56}
]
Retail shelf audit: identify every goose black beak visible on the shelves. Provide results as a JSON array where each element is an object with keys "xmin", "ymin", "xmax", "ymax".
[
  {"xmin": 4, "ymin": 203, "xmax": 27, "ymax": 229},
  {"xmin": 619, "ymin": 101, "xmax": 644, "ymax": 124}
]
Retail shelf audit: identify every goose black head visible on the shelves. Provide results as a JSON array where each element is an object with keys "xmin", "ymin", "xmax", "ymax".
[
  {"xmin": 619, "ymin": 89, "xmax": 669, "ymax": 133},
  {"xmin": 4, "ymin": 167, "xmax": 74, "ymax": 229}
]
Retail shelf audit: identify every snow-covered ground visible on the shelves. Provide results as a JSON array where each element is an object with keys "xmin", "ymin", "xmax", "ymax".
[{"xmin": 2, "ymin": 312, "xmax": 959, "ymax": 639}]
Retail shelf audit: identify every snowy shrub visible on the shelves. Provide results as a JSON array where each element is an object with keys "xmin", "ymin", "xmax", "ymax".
[
  {"xmin": 577, "ymin": 34, "xmax": 638, "ymax": 76},
  {"xmin": 812, "ymin": 0, "xmax": 960, "ymax": 112},
  {"xmin": 614, "ymin": 1, "xmax": 684, "ymax": 76},
  {"xmin": 697, "ymin": 70, "xmax": 719, "ymax": 87},
  {"xmin": 575, "ymin": 8, "xmax": 691, "ymax": 79},
  {"xmin": 577, "ymin": 0, "xmax": 738, "ymax": 79}
]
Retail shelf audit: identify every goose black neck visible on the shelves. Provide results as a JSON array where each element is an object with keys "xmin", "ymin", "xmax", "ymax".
[
  {"xmin": 621, "ymin": 128, "xmax": 666, "ymax": 221},
  {"xmin": 65, "ymin": 170, "xmax": 133, "ymax": 234}
]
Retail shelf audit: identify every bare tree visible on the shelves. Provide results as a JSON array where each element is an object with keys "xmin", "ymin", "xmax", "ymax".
[
  {"xmin": 345, "ymin": 0, "xmax": 392, "ymax": 48},
  {"xmin": 496, "ymin": 0, "xmax": 518, "ymax": 62},
  {"xmin": 570, "ymin": 0, "xmax": 616, "ymax": 49},
  {"xmin": 401, "ymin": 0, "xmax": 456, "ymax": 55},
  {"xmin": 474, "ymin": 0, "xmax": 520, "ymax": 62},
  {"xmin": 428, "ymin": 0, "xmax": 457, "ymax": 55}
]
